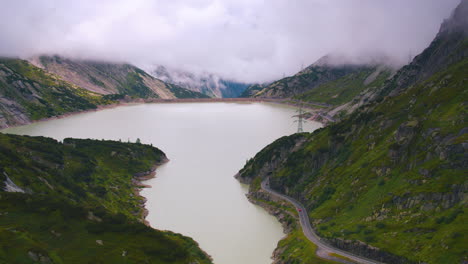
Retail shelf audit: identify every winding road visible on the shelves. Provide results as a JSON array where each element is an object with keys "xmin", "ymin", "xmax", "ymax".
[{"xmin": 261, "ymin": 178, "xmax": 383, "ymax": 264}]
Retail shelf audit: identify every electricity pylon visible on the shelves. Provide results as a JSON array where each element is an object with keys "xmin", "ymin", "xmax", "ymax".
[{"xmin": 293, "ymin": 107, "xmax": 305, "ymax": 133}]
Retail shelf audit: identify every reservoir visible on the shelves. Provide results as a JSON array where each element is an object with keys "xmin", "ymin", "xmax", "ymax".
[{"xmin": 3, "ymin": 102, "xmax": 321, "ymax": 264}]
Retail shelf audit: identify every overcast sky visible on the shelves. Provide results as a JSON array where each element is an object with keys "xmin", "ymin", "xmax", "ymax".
[{"xmin": 0, "ymin": 0, "xmax": 460, "ymax": 82}]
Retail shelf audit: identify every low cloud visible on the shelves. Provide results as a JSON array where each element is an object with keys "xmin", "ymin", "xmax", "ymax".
[{"xmin": 0, "ymin": 0, "xmax": 460, "ymax": 82}]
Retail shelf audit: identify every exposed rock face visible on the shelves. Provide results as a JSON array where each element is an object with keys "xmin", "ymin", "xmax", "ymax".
[
  {"xmin": 31, "ymin": 55, "xmax": 177, "ymax": 99},
  {"xmin": 390, "ymin": 185, "xmax": 467, "ymax": 211},
  {"xmin": 0, "ymin": 96, "xmax": 30, "ymax": 128},
  {"xmin": 0, "ymin": 58, "xmax": 102, "ymax": 128},
  {"xmin": 2, "ymin": 172, "xmax": 25, "ymax": 193},
  {"xmin": 28, "ymin": 251, "xmax": 52, "ymax": 264},
  {"xmin": 0, "ymin": 56, "xmax": 209, "ymax": 128},
  {"xmin": 247, "ymin": 190, "xmax": 296, "ymax": 234},
  {"xmin": 325, "ymin": 238, "xmax": 414, "ymax": 264},
  {"xmin": 236, "ymin": 134, "xmax": 308, "ymax": 186},
  {"xmin": 0, "ymin": 64, "xmax": 34, "ymax": 128}
]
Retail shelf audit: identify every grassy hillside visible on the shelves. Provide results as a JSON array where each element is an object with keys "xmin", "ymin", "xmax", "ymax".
[
  {"xmin": 293, "ymin": 67, "xmax": 392, "ymax": 106},
  {"xmin": 0, "ymin": 58, "xmax": 114, "ymax": 128},
  {"xmin": 0, "ymin": 134, "xmax": 166, "ymax": 219},
  {"xmin": 239, "ymin": 57, "xmax": 467, "ymax": 264},
  {"xmin": 240, "ymin": 83, "xmax": 265, "ymax": 98},
  {"xmin": 237, "ymin": 2, "xmax": 468, "ymax": 262},
  {"xmin": 241, "ymin": 60, "xmax": 395, "ymax": 121},
  {"xmin": 0, "ymin": 133, "xmax": 212, "ymax": 263},
  {"xmin": 0, "ymin": 57, "xmax": 208, "ymax": 129},
  {"xmin": 247, "ymin": 63, "xmax": 365, "ymax": 99},
  {"xmin": 36, "ymin": 55, "xmax": 209, "ymax": 99},
  {"xmin": 165, "ymin": 83, "xmax": 211, "ymax": 99}
]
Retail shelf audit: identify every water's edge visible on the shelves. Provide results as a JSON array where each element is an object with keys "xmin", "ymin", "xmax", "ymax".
[
  {"xmin": 2, "ymin": 102, "xmax": 322, "ymax": 264},
  {"xmin": 1, "ymin": 98, "xmax": 326, "ymax": 130}
]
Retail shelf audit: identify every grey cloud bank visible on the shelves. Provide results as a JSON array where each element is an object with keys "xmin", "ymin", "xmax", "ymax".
[{"xmin": 0, "ymin": 0, "xmax": 460, "ymax": 82}]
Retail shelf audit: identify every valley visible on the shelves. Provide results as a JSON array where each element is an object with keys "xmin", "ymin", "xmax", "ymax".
[
  {"xmin": 0, "ymin": 1, "xmax": 466, "ymax": 263},
  {"xmin": 3, "ymin": 102, "xmax": 322, "ymax": 264}
]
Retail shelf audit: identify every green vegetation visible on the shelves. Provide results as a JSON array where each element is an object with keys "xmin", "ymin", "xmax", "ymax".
[
  {"xmin": 0, "ymin": 133, "xmax": 165, "ymax": 220},
  {"xmin": 120, "ymin": 71, "xmax": 157, "ymax": 98},
  {"xmin": 88, "ymin": 74, "xmax": 106, "ymax": 88},
  {"xmin": 37, "ymin": 55, "xmax": 209, "ymax": 100},
  {"xmin": 0, "ymin": 133, "xmax": 211, "ymax": 263},
  {"xmin": 294, "ymin": 68, "xmax": 391, "ymax": 106},
  {"xmin": 248, "ymin": 194, "xmax": 338, "ymax": 264},
  {"xmin": 238, "ymin": 55, "xmax": 467, "ymax": 263},
  {"xmin": 0, "ymin": 57, "xmax": 213, "ymax": 128},
  {"xmin": 0, "ymin": 58, "xmax": 115, "ymax": 122},
  {"xmin": 166, "ymin": 83, "xmax": 211, "ymax": 99},
  {"xmin": 278, "ymin": 229, "xmax": 339, "ymax": 264},
  {"xmin": 251, "ymin": 66, "xmax": 361, "ymax": 98},
  {"xmin": 0, "ymin": 193, "xmax": 210, "ymax": 264}
]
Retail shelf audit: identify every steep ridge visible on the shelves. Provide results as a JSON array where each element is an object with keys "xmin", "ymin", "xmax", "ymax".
[
  {"xmin": 245, "ymin": 58, "xmax": 367, "ymax": 98},
  {"xmin": 236, "ymin": 1, "xmax": 467, "ymax": 263},
  {"xmin": 294, "ymin": 65, "xmax": 393, "ymax": 114},
  {"xmin": 0, "ymin": 133, "xmax": 212, "ymax": 263},
  {"xmin": 379, "ymin": 0, "xmax": 468, "ymax": 98},
  {"xmin": 0, "ymin": 58, "xmax": 114, "ymax": 129},
  {"xmin": 32, "ymin": 55, "xmax": 208, "ymax": 99},
  {"xmin": 242, "ymin": 54, "xmax": 395, "ymax": 104},
  {"xmin": 150, "ymin": 65, "xmax": 250, "ymax": 98}
]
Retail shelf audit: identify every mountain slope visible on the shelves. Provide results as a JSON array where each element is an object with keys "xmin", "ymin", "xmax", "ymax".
[
  {"xmin": 241, "ymin": 56, "xmax": 396, "ymax": 121},
  {"xmin": 236, "ymin": 1, "xmax": 468, "ymax": 263},
  {"xmin": 294, "ymin": 65, "xmax": 392, "ymax": 106},
  {"xmin": 0, "ymin": 56, "xmax": 209, "ymax": 129},
  {"xmin": 0, "ymin": 133, "xmax": 212, "ymax": 264},
  {"xmin": 241, "ymin": 61, "xmax": 395, "ymax": 122},
  {"xmin": 150, "ymin": 65, "xmax": 249, "ymax": 98},
  {"xmin": 32, "ymin": 55, "xmax": 208, "ymax": 99},
  {"xmin": 0, "ymin": 58, "xmax": 114, "ymax": 128},
  {"xmin": 247, "ymin": 60, "xmax": 367, "ymax": 99}
]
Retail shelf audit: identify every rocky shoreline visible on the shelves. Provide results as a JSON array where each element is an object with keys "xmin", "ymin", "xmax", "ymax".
[
  {"xmin": 243, "ymin": 188, "xmax": 302, "ymax": 264},
  {"xmin": 132, "ymin": 160, "xmax": 215, "ymax": 263},
  {"xmin": 245, "ymin": 189, "xmax": 349, "ymax": 264},
  {"xmin": 132, "ymin": 158, "xmax": 169, "ymax": 226}
]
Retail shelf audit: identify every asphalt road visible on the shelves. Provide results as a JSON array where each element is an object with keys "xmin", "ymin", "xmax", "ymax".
[{"xmin": 261, "ymin": 178, "xmax": 383, "ymax": 264}]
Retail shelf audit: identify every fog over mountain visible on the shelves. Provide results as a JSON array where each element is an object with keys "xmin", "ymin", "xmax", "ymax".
[
  {"xmin": 0, "ymin": 0, "xmax": 460, "ymax": 83},
  {"xmin": 148, "ymin": 65, "xmax": 250, "ymax": 98}
]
